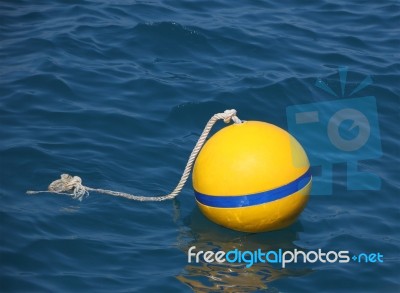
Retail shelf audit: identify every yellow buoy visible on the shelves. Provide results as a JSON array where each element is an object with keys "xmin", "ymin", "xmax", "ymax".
[
  {"xmin": 27, "ymin": 109, "xmax": 310, "ymax": 234},
  {"xmin": 192, "ymin": 121, "xmax": 312, "ymax": 233}
]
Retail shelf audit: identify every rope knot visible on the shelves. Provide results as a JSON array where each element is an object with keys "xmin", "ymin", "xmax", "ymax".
[
  {"xmin": 48, "ymin": 173, "xmax": 88, "ymax": 200},
  {"xmin": 222, "ymin": 109, "xmax": 242, "ymax": 124}
]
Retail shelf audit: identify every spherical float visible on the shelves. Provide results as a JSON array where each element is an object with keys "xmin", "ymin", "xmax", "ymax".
[{"xmin": 192, "ymin": 121, "xmax": 311, "ymax": 233}]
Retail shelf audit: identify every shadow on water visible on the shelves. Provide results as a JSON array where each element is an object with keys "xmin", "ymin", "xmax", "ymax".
[{"xmin": 173, "ymin": 202, "xmax": 312, "ymax": 292}]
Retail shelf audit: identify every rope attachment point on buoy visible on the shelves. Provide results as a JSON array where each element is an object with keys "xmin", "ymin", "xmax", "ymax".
[{"xmin": 26, "ymin": 109, "xmax": 242, "ymax": 201}]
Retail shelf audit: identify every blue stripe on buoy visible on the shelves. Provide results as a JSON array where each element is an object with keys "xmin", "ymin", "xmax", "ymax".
[{"xmin": 194, "ymin": 169, "xmax": 311, "ymax": 208}]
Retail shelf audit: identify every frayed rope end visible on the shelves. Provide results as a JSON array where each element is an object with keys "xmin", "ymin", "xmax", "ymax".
[{"xmin": 26, "ymin": 173, "xmax": 89, "ymax": 201}]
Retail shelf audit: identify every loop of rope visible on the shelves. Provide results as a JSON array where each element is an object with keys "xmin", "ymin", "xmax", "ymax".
[{"xmin": 26, "ymin": 109, "xmax": 242, "ymax": 201}]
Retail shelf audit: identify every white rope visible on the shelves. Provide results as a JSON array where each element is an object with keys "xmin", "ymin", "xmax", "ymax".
[{"xmin": 27, "ymin": 109, "xmax": 242, "ymax": 201}]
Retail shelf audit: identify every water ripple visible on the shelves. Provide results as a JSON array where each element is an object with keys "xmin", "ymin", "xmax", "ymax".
[{"xmin": 1, "ymin": 0, "xmax": 399, "ymax": 292}]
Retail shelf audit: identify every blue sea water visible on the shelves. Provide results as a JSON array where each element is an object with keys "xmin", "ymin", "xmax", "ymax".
[{"xmin": 1, "ymin": 0, "xmax": 399, "ymax": 292}]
